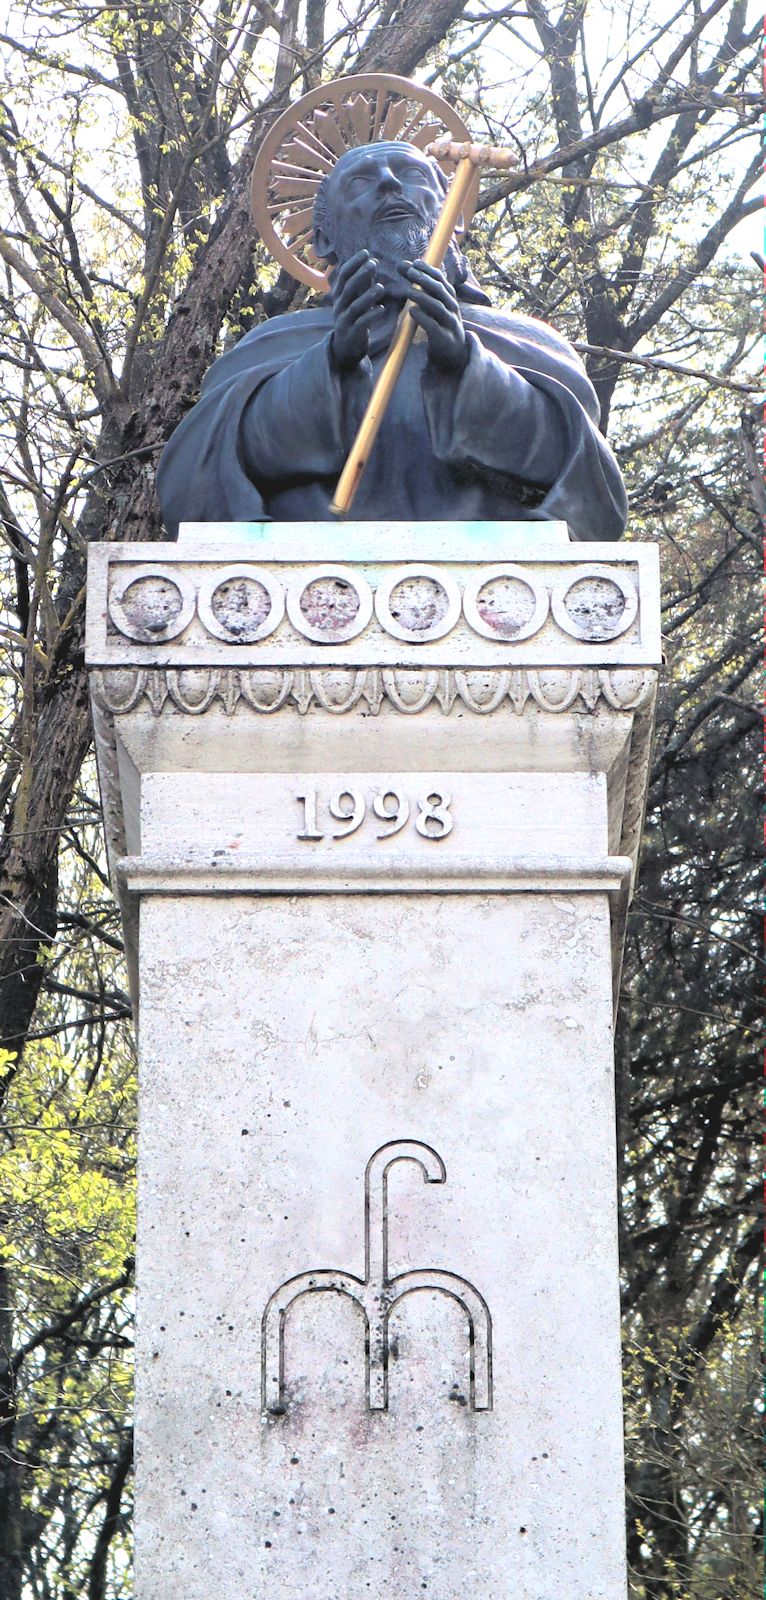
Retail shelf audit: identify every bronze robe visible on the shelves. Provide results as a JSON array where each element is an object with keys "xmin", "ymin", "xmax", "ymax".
[{"xmin": 157, "ymin": 302, "xmax": 627, "ymax": 541}]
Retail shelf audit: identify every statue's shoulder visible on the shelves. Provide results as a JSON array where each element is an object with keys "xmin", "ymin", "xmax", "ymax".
[
  {"xmin": 200, "ymin": 306, "xmax": 332, "ymax": 395},
  {"xmin": 466, "ymin": 302, "xmax": 598, "ymax": 419},
  {"xmin": 470, "ymin": 303, "xmax": 584, "ymax": 366},
  {"xmin": 233, "ymin": 306, "xmax": 331, "ymax": 349}
]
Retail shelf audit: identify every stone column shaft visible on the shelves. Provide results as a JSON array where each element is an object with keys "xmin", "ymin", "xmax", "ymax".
[{"xmin": 87, "ymin": 524, "xmax": 660, "ymax": 1600}]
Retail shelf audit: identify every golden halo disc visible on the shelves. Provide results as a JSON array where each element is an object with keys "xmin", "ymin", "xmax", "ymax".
[{"xmin": 251, "ymin": 73, "xmax": 478, "ymax": 292}]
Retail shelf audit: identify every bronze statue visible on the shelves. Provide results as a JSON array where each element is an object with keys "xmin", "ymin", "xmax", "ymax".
[{"xmin": 158, "ymin": 80, "xmax": 626, "ymax": 541}]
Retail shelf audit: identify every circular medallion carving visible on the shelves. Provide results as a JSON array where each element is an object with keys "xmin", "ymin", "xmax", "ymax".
[
  {"xmin": 108, "ymin": 566, "xmax": 196, "ymax": 642},
  {"xmin": 462, "ymin": 566, "xmax": 549, "ymax": 642},
  {"xmin": 375, "ymin": 566, "xmax": 460, "ymax": 643},
  {"xmin": 197, "ymin": 566, "xmax": 285, "ymax": 643},
  {"xmin": 286, "ymin": 566, "xmax": 373, "ymax": 643},
  {"xmin": 551, "ymin": 567, "xmax": 637, "ymax": 641}
]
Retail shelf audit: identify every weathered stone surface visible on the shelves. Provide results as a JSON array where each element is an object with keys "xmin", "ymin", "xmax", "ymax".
[
  {"xmin": 86, "ymin": 524, "xmax": 660, "ymax": 1600},
  {"xmin": 87, "ymin": 529, "xmax": 660, "ymax": 669},
  {"xmin": 135, "ymin": 891, "xmax": 624, "ymax": 1600}
]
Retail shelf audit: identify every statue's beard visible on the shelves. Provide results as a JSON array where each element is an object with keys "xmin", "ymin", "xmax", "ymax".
[{"xmin": 334, "ymin": 214, "xmax": 459, "ymax": 295}]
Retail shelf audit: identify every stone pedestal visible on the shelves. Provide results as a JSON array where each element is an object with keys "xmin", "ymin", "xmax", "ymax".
[{"xmin": 86, "ymin": 523, "xmax": 660, "ymax": 1600}]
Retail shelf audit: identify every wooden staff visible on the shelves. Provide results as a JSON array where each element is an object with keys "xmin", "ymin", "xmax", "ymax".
[{"xmin": 329, "ymin": 139, "xmax": 517, "ymax": 518}]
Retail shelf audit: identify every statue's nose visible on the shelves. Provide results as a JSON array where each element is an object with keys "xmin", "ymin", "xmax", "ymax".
[{"xmin": 377, "ymin": 167, "xmax": 403, "ymax": 195}]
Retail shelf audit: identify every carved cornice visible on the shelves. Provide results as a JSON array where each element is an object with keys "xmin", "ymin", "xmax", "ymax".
[{"xmin": 91, "ymin": 664, "xmax": 657, "ymax": 718}]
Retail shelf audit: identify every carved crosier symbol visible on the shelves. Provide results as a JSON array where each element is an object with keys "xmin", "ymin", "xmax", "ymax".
[{"xmin": 261, "ymin": 1140, "xmax": 492, "ymax": 1415}]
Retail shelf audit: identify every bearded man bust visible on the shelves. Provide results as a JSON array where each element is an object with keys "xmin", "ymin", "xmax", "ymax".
[{"xmin": 157, "ymin": 141, "xmax": 627, "ymax": 541}]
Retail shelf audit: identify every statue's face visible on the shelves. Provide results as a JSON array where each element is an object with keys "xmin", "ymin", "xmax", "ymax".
[
  {"xmin": 328, "ymin": 143, "xmax": 443, "ymax": 234},
  {"xmin": 314, "ymin": 142, "xmax": 446, "ymax": 281}
]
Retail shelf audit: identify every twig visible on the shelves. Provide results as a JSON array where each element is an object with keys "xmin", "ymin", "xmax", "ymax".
[{"xmin": 573, "ymin": 340, "xmax": 760, "ymax": 395}]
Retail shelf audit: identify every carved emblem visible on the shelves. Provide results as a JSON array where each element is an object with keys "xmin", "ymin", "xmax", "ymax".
[
  {"xmin": 104, "ymin": 560, "xmax": 641, "ymax": 649},
  {"xmin": 261, "ymin": 1140, "xmax": 492, "ymax": 1415}
]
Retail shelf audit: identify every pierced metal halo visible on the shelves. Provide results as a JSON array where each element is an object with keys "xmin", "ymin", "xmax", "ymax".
[{"xmin": 251, "ymin": 74, "xmax": 478, "ymax": 292}]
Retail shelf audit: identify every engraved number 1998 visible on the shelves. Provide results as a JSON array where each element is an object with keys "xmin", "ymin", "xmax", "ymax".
[{"xmin": 296, "ymin": 786, "xmax": 453, "ymax": 842}]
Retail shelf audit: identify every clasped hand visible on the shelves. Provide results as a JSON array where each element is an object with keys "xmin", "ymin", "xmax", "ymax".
[{"xmin": 330, "ymin": 250, "xmax": 468, "ymax": 376}]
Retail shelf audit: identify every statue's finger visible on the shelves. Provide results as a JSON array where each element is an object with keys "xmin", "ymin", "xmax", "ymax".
[
  {"xmin": 408, "ymin": 303, "xmax": 445, "ymax": 337},
  {"xmin": 338, "ymin": 258, "xmax": 375, "ymax": 295},
  {"xmin": 334, "ymin": 249, "xmax": 370, "ymax": 288},
  {"xmin": 406, "ymin": 281, "xmax": 455, "ymax": 318},
  {"xmin": 334, "ymin": 256, "xmax": 374, "ymax": 305},
  {"xmin": 347, "ymin": 282, "xmax": 386, "ymax": 322},
  {"xmin": 338, "ymin": 256, "xmax": 378, "ymax": 307},
  {"xmin": 411, "ymin": 257, "xmax": 450, "ymax": 278},
  {"xmin": 405, "ymin": 263, "xmax": 457, "ymax": 309},
  {"xmin": 408, "ymin": 293, "xmax": 455, "ymax": 330}
]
